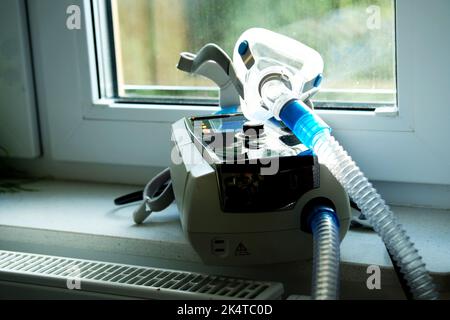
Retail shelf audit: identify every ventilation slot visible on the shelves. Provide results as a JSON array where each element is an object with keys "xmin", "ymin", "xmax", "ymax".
[{"xmin": 0, "ymin": 250, "xmax": 283, "ymax": 299}]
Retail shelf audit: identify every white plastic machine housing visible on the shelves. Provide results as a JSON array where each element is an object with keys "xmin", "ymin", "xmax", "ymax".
[{"xmin": 170, "ymin": 117, "xmax": 350, "ymax": 266}]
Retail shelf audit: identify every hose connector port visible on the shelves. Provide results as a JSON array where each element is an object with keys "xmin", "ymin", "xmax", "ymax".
[{"xmin": 301, "ymin": 197, "xmax": 339, "ymax": 234}]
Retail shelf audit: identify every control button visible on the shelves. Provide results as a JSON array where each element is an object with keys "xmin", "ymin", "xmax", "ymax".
[
  {"xmin": 243, "ymin": 121, "xmax": 264, "ymax": 137},
  {"xmin": 242, "ymin": 121, "xmax": 265, "ymax": 150},
  {"xmin": 280, "ymin": 134, "xmax": 301, "ymax": 147}
]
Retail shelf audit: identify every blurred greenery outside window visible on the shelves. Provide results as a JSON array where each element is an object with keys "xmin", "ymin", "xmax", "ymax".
[{"xmin": 110, "ymin": 0, "xmax": 396, "ymax": 109}]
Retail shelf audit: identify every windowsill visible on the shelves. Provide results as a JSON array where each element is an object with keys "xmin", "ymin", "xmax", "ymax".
[{"xmin": 0, "ymin": 179, "xmax": 449, "ymax": 299}]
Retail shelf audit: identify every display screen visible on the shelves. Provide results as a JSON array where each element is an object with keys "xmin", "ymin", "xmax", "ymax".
[
  {"xmin": 192, "ymin": 114, "xmax": 247, "ymax": 138},
  {"xmin": 191, "ymin": 114, "xmax": 248, "ymax": 161}
]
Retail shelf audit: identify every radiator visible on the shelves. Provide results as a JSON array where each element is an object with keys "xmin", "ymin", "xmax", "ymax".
[{"xmin": 0, "ymin": 250, "xmax": 283, "ymax": 299}]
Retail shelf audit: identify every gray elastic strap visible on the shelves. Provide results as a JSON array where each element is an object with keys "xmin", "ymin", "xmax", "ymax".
[
  {"xmin": 144, "ymin": 167, "xmax": 174, "ymax": 212},
  {"xmin": 133, "ymin": 168, "xmax": 174, "ymax": 224}
]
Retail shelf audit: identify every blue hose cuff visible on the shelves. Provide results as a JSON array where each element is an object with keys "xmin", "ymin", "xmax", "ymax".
[
  {"xmin": 306, "ymin": 204, "xmax": 340, "ymax": 233},
  {"xmin": 279, "ymin": 100, "xmax": 331, "ymax": 149}
]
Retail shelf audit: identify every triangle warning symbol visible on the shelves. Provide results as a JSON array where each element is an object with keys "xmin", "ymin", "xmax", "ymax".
[{"xmin": 235, "ymin": 242, "xmax": 250, "ymax": 256}]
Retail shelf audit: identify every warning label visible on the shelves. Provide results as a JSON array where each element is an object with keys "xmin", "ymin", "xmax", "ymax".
[{"xmin": 234, "ymin": 242, "xmax": 250, "ymax": 256}]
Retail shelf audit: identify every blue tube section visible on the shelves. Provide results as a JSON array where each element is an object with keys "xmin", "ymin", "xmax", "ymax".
[
  {"xmin": 308, "ymin": 205, "xmax": 340, "ymax": 231},
  {"xmin": 308, "ymin": 204, "xmax": 340, "ymax": 300},
  {"xmin": 279, "ymin": 99, "xmax": 330, "ymax": 149}
]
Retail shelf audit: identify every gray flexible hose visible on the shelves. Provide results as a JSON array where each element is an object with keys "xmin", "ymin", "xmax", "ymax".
[
  {"xmin": 313, "ymin": 134, "xmax": 438, "ymax": 299},
  {"xmin": 310, "ymin": 208, "xmax": 341, "ymax": 300},
  {"xmin": 276, "ymin": 98, "xmax": 438, "ymax": 299}
]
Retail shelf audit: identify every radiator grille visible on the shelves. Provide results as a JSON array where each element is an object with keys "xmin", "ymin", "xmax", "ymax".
[{"xmin": 0, "ymin": 250, "xmax": 283, "ymax": 299}]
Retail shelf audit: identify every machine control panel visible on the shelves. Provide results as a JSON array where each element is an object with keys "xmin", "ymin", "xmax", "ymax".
[{"xmin": 185, "ymin": 113, "xmax": 320, "ymax": 213}]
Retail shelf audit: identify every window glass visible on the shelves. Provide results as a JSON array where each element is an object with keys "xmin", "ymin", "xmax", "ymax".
[{"xmin": 111, "ymin": 0, "xmax": 396, "ymax": 107}]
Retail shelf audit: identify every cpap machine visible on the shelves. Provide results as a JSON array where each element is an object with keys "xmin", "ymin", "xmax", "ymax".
[
  {"xmin": 170, "ymin": 30, "xmax": 350, "ymax": 269},
  {"xmin": 116, "ymin": 29, "xmax": 438, "ymax": 300}
]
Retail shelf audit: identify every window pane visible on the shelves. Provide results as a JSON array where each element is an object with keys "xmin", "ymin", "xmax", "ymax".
[{"xmin": 111, "ymin": 0, "xmax": 396, "ymax": 107}]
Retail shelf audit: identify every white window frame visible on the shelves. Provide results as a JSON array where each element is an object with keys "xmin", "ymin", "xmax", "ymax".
[
  {"xmin": 0, "ymin": 0, "xmax": 40, "ymax": 159},
  {"xmin": 27, "ymin": 0, "xmax": 450, "ymax": 185}
]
